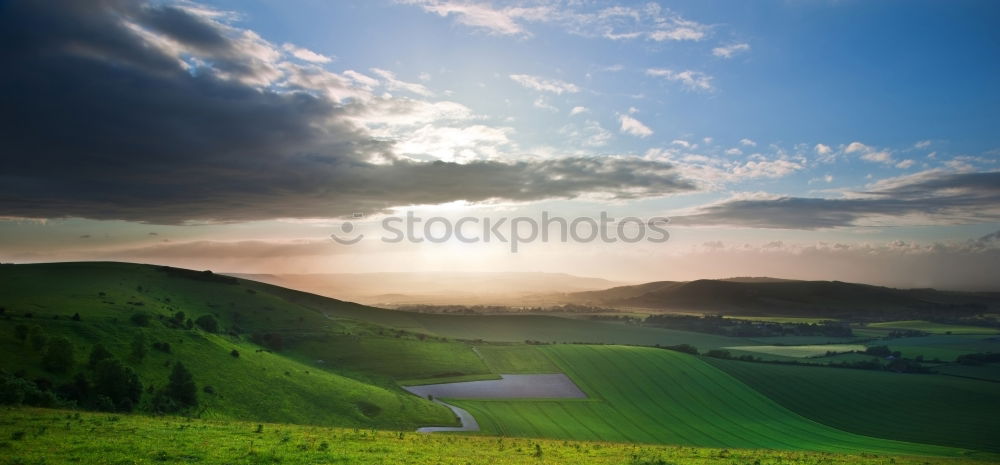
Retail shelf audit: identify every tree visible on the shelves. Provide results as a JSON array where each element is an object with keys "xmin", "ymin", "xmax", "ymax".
[
  {"xmin": 195, "ymin": 315, "xmax": 219, "ymax": 333},
  {"xmin": 165, "ymin": 362, "xmax": 197, "ymax": 408},
  {"xmin": 130, "ymin": 333, "xmax": 147, "ymax": 362},
  {"xmin": 93, "ymin": 358, "xmax": 142, "ymax": 412},
  {"xmin": 88, "ymin": 343, "xmax": 113, "ymax": 369},
  {"xmin": 42, "ymin": 336, "xmax": 75, "ymax": 373}
]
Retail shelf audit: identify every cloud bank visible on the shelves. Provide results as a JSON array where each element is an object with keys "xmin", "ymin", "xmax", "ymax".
[{"xmin": 0, "ymin": 0, "xmax": 695, "ymax": 224}]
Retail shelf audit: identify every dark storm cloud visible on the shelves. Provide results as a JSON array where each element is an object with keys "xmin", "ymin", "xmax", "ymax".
[
  {"xmin": 0, "ymin": 0, "xmax": 694, "ymax": 224},
  {"xmin": 671, "ymin": 171, "xmax": 1000, "ymax": 229}
]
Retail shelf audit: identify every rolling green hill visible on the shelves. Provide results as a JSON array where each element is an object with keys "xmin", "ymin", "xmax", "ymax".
[
  {"xmin": 451, "ymin": 345, "xmax": 974, "ymax": 457},
  {"xmin": 706, "ymin": 357, "xmax": 1000, "ymax": 453},
  {"xmin": 0, "ymin": 262, "xmax": 457, "ymax": 429}
]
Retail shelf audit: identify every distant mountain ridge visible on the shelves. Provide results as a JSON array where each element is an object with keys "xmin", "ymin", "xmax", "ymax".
[
  {"xmin": 225, "ymin": 271, "xmax": 627, "ymax": 306},
  {"xmin": 564, "ymin": 278, "xmax": 1000, "ymax": 319}
]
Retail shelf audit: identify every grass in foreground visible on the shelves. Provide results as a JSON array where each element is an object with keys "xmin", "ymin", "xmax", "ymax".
[{"xmin": 0, "ymin": 408, "xmax": 995, "ymax": 465}]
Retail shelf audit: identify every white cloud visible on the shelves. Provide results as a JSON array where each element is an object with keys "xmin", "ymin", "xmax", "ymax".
[
  {"xmin": 397, "ymin": 0, "xmax": 548, "ymax": 36},
  {"xmin": 896, "ymin": 159, "xmax": 916, "ymax": 169},
  {"xmin": 371, "ymin": 68, "xmax": 434, "ymax": 96},
  {"xmin": 399, "ymin": 1, "xmax": 710, "ymax": 43},
  {"xmin": 646, "ymin": 68, "xmax": 714, "ymax": 91},
  {"xmin": 740, "ymin": 138, "xmax": 756, "ymax": 147},
  {"xmin": 671, "ymin": 139, "xmax": 692, "ymax": 148},
  {"xmin": 343, "ymin": 69, "xmax": 379, "ymax": 89},
  {"xmin": 282, "ymin": 43, "xmax": 333, "ymax": 63},
  {"xmin": 510, "ymin": 74, "xmax": 580, "ymax": 94},
  {"xmin": 725, "ymin": 148, "xmax": 742, "ymax": 156},
  {"xmin": 814, "ymin": 143, "xmax": 832, "ymax": 155},
  {"xmin": 393, "ymin": 124, "xmax": 513, "ymax": 162},
  {"xmin": 712, "ymin": 42, "xmax": 750, "ymax": 58},
  {"xmin": 533, "ymin": 96, "xmax": 558, "ymax": 112},
  {"xmin": 569, "ymin": 106, "xmax": 589, "ymax": 116},
  {"xmin": 845, "ymin": 141, "xmax": 870, "ymax": 153},
  {"xmin": 915, "ymin": 140, "xmax": 932, "ymax": 149},
  {"xmin": 619, "ymin": 114, "xmax": 653, "ymax": 137},
  {"xmin": 560, "ymin": 120, "xmax": 613, "ymax": 147},
  {"xmin": 846, "ymin": 141, "xmax": 895, "ymax": 164}
]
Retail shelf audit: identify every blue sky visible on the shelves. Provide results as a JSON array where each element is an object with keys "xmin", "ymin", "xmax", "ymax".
[{"xmin": 0, "ymin": 0, "xmax": 998, "ymax": 288}]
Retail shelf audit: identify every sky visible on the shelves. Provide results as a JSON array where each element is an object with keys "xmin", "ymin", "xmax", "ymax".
[{"xmin": 1, "ymin": 0, "xmax": 999, "ymax": 290}]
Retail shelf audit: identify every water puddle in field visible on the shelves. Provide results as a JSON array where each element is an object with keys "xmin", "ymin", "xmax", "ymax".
[
  {"xmin": 403, "ymin": 374, "xmax": 586, "ymax": 433},
  {"xmin": 403, "ymin": 374, "xmax": 587, "ymax": 399}
]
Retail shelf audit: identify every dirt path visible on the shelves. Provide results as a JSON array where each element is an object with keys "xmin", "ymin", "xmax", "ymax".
[{"xmin": 416, "ymin": 400, "xmax": 480, "ymax": 433}]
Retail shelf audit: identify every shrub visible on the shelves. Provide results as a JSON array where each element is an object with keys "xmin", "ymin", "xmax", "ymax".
[
  {"xmin": 152, "ymin": 342, "xmax": 171, "ymax": 353},
  {"xmin": 88, "ymin": 344, "xmax": 113, "ymax": 369},
  {"xmin": 130, "ymin": 312, "xmax": 150, "ymax": 327},
  {"xmin": 230, "ymin": 349, "xmax": 240, "ymax": 358},
  {"xmin": 42, "ymin": 337, "xmax": 75, "ymax": 373},
  {"xmin": 195, "ymin": 315, "xmax": 219, "ymax": 333}
]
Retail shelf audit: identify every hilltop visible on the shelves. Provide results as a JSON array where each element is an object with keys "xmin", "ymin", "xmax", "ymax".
[{"xmin": 563, "ymin": 278, "xmax": 1000, "ymax": 318}]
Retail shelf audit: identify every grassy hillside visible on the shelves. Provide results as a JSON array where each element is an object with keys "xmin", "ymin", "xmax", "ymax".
[
  {"xmin": 452, "ymin": 345, "xmax": 972, "ymax": 457},
  {"xmin": 4, "ymin": 408, "xmax": 993, "ymax": 465},
  {"xmin": 0, "ymin": 262, "xmax": 457, "ymax": 429},
  {"xmin": 706, "ymin": 357, "xmax": 1000, "ymax": 453}
]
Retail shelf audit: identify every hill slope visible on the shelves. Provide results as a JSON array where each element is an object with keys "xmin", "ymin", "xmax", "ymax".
[
  {"xmin": 564, "ymin": 278, "xmax": 1000, "ymax": 318},
  {"xmin": 452, "ymin": 345, "xmax": 974, "ymax": 457},
  {"xmin": 0, "ymin": 262, "xmax": 455, "ymax": 428}
]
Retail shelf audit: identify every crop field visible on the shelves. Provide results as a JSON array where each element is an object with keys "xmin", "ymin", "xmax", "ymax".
[
  {"xmin": 290, "ymin": 335, "xmax": 491, "ymax": 381},
  {"xmin": 725, "ymin": 316, "xmax": 839, "ymax": 324},
  {"xmin": 867, "ymin": 320, "xmax": 1000, "ymax": 335},
  {"xmin": 934, "ymin": 364, "xmax": 1000, "ymax": 382},
  {"xmin": 451, "ymin": 345, "xmax": 969, "ymax": 457},
  {"xmin": 5, "ymin": 408, "xmax": 995, "ymax": 465},
  {"xmin": 474, "ymin": 344, "xmax": 561, "ymax": 373},
  {"xmin": 706, "ymin": 358, "xmax": 1000, "ymax": 453},
  {"xmin": 722, "ymin": 344, "xmax": 867, "ymax": 358}
]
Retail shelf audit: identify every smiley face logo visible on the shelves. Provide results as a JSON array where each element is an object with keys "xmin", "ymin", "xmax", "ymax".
[{"xmin": 330, "ymin": 221, "xmax": 363, "ymax": 245}]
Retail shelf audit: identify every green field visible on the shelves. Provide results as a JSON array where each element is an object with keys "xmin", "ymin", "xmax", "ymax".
[
  {"xmin": 475, "ymin": 345, "xmax": 562, "ymax": 373},
  {"xmin": 452, "ymin": 345, "xmax": 971, "ymax": 457},
  {"xmin": 725, "ymin": 316, "xmax": 839, "ymax": 324},
  {"xmin": 867, "ymin": 320, "xmax": 1000, "ymax": 335},
  {"xmin": 723, "ymin": 344, "xmax": 867, "ymax": 358},
  {"xmin": 5, "ymin": 408, "xmax": 992, "ymax": 465},
  {"xmin": 934, "ymin": 364, "xmax": 1000, "ymax": 382},
  {"xmin": 706, "ymin": 358, "xmax": 1000, "ymax": 453},
  {"xmin": 290, "ymin": 335, "xmax": 491, "ymax": 381}
]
